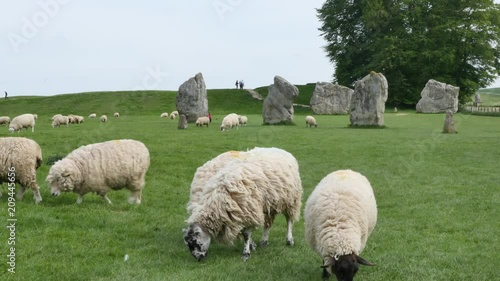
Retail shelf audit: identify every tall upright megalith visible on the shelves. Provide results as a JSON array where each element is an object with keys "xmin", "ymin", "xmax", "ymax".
[
  {"xmin": 310, "ymin": 82, "xmax": 353, "ymax": 114},
  {"xmin": 349, "ymin": 72, "xmax": 388, "ymax": 126},
  {"xmin": 262, "ymin": 75, "xmax": 299, "ymax": 124},
  {"xmin": 176, "ymin": 73, "xmax": 209, "ymax": 123},
  {"xmin": 416, "ymin": 79, "xmax": 459, "ymax": 113}
]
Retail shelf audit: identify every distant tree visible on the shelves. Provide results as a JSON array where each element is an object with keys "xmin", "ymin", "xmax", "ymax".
[{"xmin": 317, "ymin": 0, "xmax": 500, "ymax": 105}]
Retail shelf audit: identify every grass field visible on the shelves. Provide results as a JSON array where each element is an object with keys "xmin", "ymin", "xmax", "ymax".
[
  {"xmin": 477, "ymin": 87, "xmax": 500, "ymax": 106},
  {"xmin": 0, "ymin": 89, "xmax": 499, "ymax": 280}
]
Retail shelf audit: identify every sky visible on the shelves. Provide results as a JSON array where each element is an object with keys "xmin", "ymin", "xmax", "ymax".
[{"xmin": 1, "ymin": 0, "xmax": 499, "ymax": 97}]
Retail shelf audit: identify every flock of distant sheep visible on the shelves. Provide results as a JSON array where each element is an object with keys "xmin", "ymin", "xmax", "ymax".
[{"xmin": 0, "ymin": 112, "xmax": 373, "ymax": 281}]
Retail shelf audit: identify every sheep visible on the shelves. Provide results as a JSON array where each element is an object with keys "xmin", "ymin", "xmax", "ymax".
[
  {"xmin": 67, "ymin": 115, "xmax": 75, "ymax": 124},
  {"xmin": 51, "ymin": 115, "xmax": 70, "ymax": 128},
  {"xmin": 160, "ymin": 112, "xmax": 169, "ymax": 118},
  {"xmin": 171, "ymin": 110, "xmax": 179, "ymax": 116},
  {"xmin": 51, "ymin": 114, "xmax": 62, "ymax": 121},
  {"xmin": 195, "ymin": 116, "xmax": 210, "ymax": 127},
  {"xmin": 305, "ymin": 115, "xmax": 317, "ymax": 128},
  {"xmin": 220, "ymin": 113, "xmax": 240, "ymax": 132},
  {"xmin": 0, "ymin": 116, "xmax": 10, "ymax": 126},
  {"xmin": 9, "ymin": 113, "xmax": 36, "ymax": 133},
  {"xmin": 88, "ymin": 113, "xmax": 97, "ymax": 118},
  {"xmin": 304, "ymin": 170, "xmax": 377, "ymax": 281},
  {"xmin": 100, "ymin": 115, "xmax": 107, "ymax": 122},
  {"xmin": 0, "ymin": 137, "xmax": 43, "ymax": 204},
  {"xmin": 73, "ymin": 115, "xmax": 84, "ymax": 124},
  {"xmin": 46, "ymin": 139, "xmax": 150, "ymax": 204},
  {"xmin": 114, "ymin": 112, "xmax": 120, "ymax": 117},
  {"xmin": 184, "ymin": 147, "xmax": 303, "ymax": 261},
  {"xmin": 238, "ymin": 115, "xmax": 248, "ymax": 126},
  {"xmin": 169, "ymin": 112, "xmax": 177, "ymax": 120},
  {"xmin": 31, "ymin": 114, "xmax": 38, "ymax": 120}
]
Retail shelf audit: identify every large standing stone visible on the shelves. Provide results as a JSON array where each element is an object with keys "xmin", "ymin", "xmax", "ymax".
[
  {"xmin": 349, "ymin": 72, "xmax": 388, "ymax": 126},
  {"xmin": 262, "ymin": 76, "xmax": 299, "ymax": 124},
  {"xmin": 176, "ymin": 73, "xmax": 209, "ymax": 122},
  {"xmin": 310, "ymin": 82, "xmax": 353, "ymax": 114},
  {"xmin": 416, "ymin": 79, "xmax": 459, "ymax": 113}
]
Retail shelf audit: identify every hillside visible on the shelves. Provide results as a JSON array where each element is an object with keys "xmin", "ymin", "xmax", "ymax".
[{"xmin": 0, "ymin": 85, "xmax": 316, "ymax": 117}]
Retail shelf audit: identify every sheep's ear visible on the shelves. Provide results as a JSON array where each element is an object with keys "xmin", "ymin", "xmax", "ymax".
[
  {"xmin": 356, "ymin": 255, "xmax": 376, "ymax": 266},
  {"xmin": 320, "ymin": 257, "xmax": 335, "ymax": 268}
]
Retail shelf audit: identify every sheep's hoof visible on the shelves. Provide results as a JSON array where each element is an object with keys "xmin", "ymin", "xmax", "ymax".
[
  {"xmin": 259, "ymin": 240, "xmax": 268, "ymax": 247},
  {"xmin": 242, "ymin": 252, "xmax": 251, "ymax": 262},
  {"xmin": 286, "ymin": 238, "xmax": 294, "ymax": 246}
]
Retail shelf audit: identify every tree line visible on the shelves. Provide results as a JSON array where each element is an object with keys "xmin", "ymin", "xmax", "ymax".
[{"xmin": 317, "ymin": 0, "xmax": 500, "ymax": 105}]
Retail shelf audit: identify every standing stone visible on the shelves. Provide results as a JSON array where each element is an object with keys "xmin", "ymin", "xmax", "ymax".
[
  {"xmin": 349, "ymin": 72, "xmax": 388, "ymax": 126},
  {"xmin": 176, "ymin": 73, "xmax": 209, "ymax": 123},
  {"xmin": 178, "ymin": 114, "xmax": 188, "ymax": 129},
  {"xmin": 310, "ymin": 82, "xmax": 353, "ymax": 114},
  {"xmin": 473, "ymin": 93, "xmax": 481, "ymax": 107},
  {"xmin": 262, "ymin": 76, "xmax": 299, "ymax": 124},
  {"xmin": 416, "ymin": 79, "xmax": 459, "ymax": 113},
  {"xmin": 443, "ymin": 110, "xmax": 457, "ymax": 133}
]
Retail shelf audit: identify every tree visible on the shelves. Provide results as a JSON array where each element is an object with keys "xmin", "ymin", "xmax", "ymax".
[{"xmin": 317, "ymin": 0, "xmax": 500, "ymax": 105}]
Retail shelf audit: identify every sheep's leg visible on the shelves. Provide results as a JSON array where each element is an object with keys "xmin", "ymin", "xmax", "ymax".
[
  {"xmin": 242, "ymin": 229, "xmax": 255, "ymax": 262},
  {"xmin": 260, "ymin": 227, "xmax": 270, "ymax": 247},
  {"xmin": 286, "ymin": 217, "xmax": 294, "ymax": 246},
  {"xmin": 128, "ymin": 190, "xmax": 142, "ymax": 204},
  {"xmin": 102, "ymin": 194, "xmax": 112, "ymax": 204},
  {"xmin": 260, "ymin": 211, "xmax": 276, "ymax": 246},
  {"xmin": 32, "ymin": 184, "xmax": 42, "ymax": 204},
  {"xmin": 76, "ymin": 195, "xmax": 84, "ymax": 204},
  {"xmin": 16, "ymin": 185, "xmax": 26, "ymax": 200}
]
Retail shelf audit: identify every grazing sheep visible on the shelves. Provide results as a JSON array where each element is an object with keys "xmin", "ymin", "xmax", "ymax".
[
  {"xmin": 51, "ymin": 115, "xmax": 70, "ymax": 128},
  {"xmin": 304, "ymin": 170, "xmax": 377, "ymax": 281},
  {"xmin": 169, "ymin": 112, "xmax": 177, "ymax": 120},
  {"xmin": 114, "ymin": 112, "xmax": 120, "ymax": 117},
  {"xmin": 195, "ymin": 116, "xmax": 210, "ymax": 127},
  {"xmin": 31, "ymin": 114, "xmax": 38, "ymax": 120},
  {"xmin": 305, "ymin": 115, "xmax": 317, "ymax": 128},
  {"xmin": 0, "ymin": 137, "xmax": 43, "ymax": 204},
  {"xmin": 73, "ymin": 115, "xmax": 84, "ymax": 124},
  {"xmin": 161, "ymin": 112, "xmax": 169, "ymax": 118},
  {"xmin": 238, "ymin": 115, "xmax": 248, "ymax": 126},
  {"xmin": 100, "ymin": 115, "xmax": 107, "ymax": 122},
  {"xmin": 0, "ymin": 116, "xmax": 10, "ymax": 126},
  {"xmin": 9, "ymin": 113, "xmax": 36, "ymax": 133},
  {"xmin": 184, "ymin": 147, "xmax": 303, "ymax": 261},
  {"xmin": 67, "ymin": 115, "xmax": 75, "ymax": 124},
  {"xmin": 88, "ymin": 113, "xmax": 97, "ymax": 118},
  {"xmin": 220, "ymin": 113, "xmax": 240, "ymax": 132},
  {"xmin": 51, "ymin": 114, "xmax": 62, "ymax": 121},
  {"xmin": 171, "ymin": 110, "xmax": 179, "ymax": 116},
  {"xmin": 46, "ymin": 139, "xmax": 150, "ymax": 204}
]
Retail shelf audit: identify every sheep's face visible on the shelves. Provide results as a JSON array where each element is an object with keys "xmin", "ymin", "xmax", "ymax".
[
  {"xmin": 47, "ymin": 167, "xmax": 75, "ymax": 196},
  {"xmin": 322, "ymin": 254, "xmax": 375, "ymax": 281},
  {"xmin": 8, "ymin": 127, "xmax": 14, "ymax": 133},
  {"xmin": 183, "ymin": 223, "xmax": 211, "ymax": 261}
]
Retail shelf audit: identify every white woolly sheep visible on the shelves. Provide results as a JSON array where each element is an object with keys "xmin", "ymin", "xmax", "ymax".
[
  {"xmin": 88, "ymin": 113, "xmax": 97, "ymax": 118},
  {"xmin": 304, "ymin": 170, "xmax": 377, "ymax": 281},
  {"xmin": 46, "ymin": 139, "xmax": 150, "ymax": 204},
  {"xmin": 195, "ymin": 116, "xmax": 210, "ymax": 127},
  {"xmin": 184, "ymin": 147, "xmax": 303, "ymax": 261},
  {"xmin": 238, "ymin": 115, "xmax": 248, "ymax": 126},
  {"xmin": 305, "ymin": 115, "xmax": 317, "ymax": 128},
  {"xmin": 160, "ymin": 112, "xmax": 169, "ymax": 118},
  {"xmin": 9, "ymin": 113, "xmax": 36, "ymax": 133},
  {"xmin": 0, "ymin": 116, "xmax": 10, "ymax": 126},
  {"xmin": 51, "ymin": 114, "xmax": 62, "ymax": 121},
  {"xmin": 220, "ymin": 113, "xmax": 240, "ymax": 132},
  {"xmin": 171, "ymin": 110, "xmax": 179, "ymax": 116},
  {"xmin": 114, "ymin": 112, "xmax": 120, "ymax": 117},
  {"xmin": 169, "ymin": 112, "xmax": 177, "ymax": 120},
  {"xmin": 67, "ymin": 115, "xmax": 75, "ymax": 124},
  {"xmin": 100, "ymin": 115, "xmax": 107, "ymax": 122},
  {"xmin": 0, "ymin": 137, "xmax": 43, "ymax": 204},
  {"xmin": 51, "ymin": 115, "xmax": 70, "ymax": 128},
  {"xmin": 73, "ymin": 115, "xmax": 84, "ymax": 124}
]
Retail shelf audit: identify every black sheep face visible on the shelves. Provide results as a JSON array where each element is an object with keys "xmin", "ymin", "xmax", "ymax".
[
  {"xmin": 321, "ymin": 254, "xmax": 375, "ymax": 281},
  {"xmin": 183, "ymin": 223, "xmax": 211, "ymax": 261}
]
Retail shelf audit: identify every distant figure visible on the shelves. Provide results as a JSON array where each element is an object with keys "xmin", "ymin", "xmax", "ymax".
[
  {"xmin": 235, "ymin": 80, "xmax": 239, "ymax": 89},
  {"xmin": 208, "ymin": 112, "xmax": 212, "ymax": 123},
  {"xmin": 239, "ymin": 80, "xmax": 244, "ymax": 89},
  {"xmin": 473, "ymin": 93, "xmax": 481, "ymax": 107},
  {"xmin": 4, "ymin": 91, "xmax": 7, "ymax": 99}
]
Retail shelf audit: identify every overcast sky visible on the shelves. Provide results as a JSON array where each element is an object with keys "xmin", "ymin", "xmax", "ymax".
[{"xmin": 1, "ymin": 0, "xmax": 499, "ymax": 96}]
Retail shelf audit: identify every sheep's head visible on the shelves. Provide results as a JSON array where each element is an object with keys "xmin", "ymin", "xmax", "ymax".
[
  {"xmin": 183, "ymin": 223, "xmax": 211, "ymax": 261},
  {"xmin": 321, "ymin": 253, "xmax": 375, "ymax": 281},
  {"xmin": 46, "ymin": 163, "xmax": 76, "ymax": 196},
  {"xmin": 8, "ymin": 127, "xmax": 14, "ymax": 133}
]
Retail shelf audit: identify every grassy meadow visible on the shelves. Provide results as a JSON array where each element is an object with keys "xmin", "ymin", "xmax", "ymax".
[
  {"xmin": 0, "ymin": 88, "xmax": 499, "ymax": 280},
  {"xmin": 477, "ymin": 87, "xmax": 500, "ymax": 106}
]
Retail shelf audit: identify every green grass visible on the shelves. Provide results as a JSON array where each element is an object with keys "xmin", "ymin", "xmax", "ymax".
[
  {"xmin": 476, "ymin": 88, "xmax": 500, "ymax": 106},
  {"xmin": 0, "ymin": 90, "xmax": 499, "ymax": 280}
]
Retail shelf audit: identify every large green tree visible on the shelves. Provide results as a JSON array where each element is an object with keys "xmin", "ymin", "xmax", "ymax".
[{"xmin": 317, "ymin": 0, "xmax": 500, "ymax": 105}]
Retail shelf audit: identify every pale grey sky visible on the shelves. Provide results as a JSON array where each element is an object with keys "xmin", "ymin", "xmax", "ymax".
[{"xmin": 1, "ymin": 0, "xmax": 499, "ymax": 96}]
